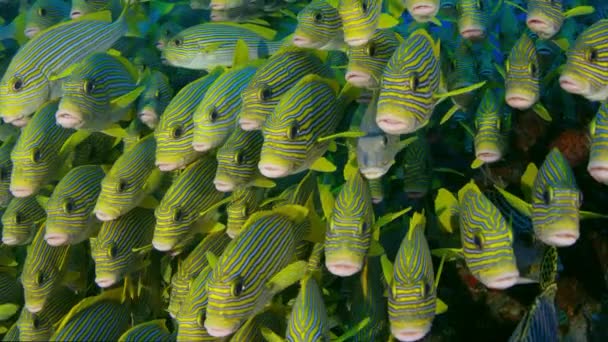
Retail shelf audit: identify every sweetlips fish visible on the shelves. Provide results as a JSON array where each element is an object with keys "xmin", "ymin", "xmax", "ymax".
[
  {"xmin": 24, "ymin": 0, "xmax": 71, "ymax": 39},
  {"xmin": 1, "ymin": 196, "xmax": 46, "ymax": 246},
  {"xmin": 293, "ymin": 0, "xmax": 345, "ymax": 50}
]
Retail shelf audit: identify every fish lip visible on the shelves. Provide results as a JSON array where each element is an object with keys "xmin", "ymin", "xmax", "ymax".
[
  {"xmin": 2, "ymin": 115, "xmax": 29, "ymax": 128},
  {"xmin": 345, "ymin": 71, "xmax": 374, "ymax": 88},
  {"xmin": 70, "ymin": 11, "xmax": 82, "ymax": 19},
  {"xmin": 541, "ymin": 231, "xmax": 579, "ymax": 247},
  {"xmin": 460, "ymin": 28, "xmax": 485, "ymax": 40},
  {"xmin": 345, "ymin": 37, "xmax": 369, "ymax": 47},
  {"xmin": 213, "ymin": 179, "xmax": 235, "ymax": 192},
  {"xmin": 481, "ymin": 272, "xmax": 519, "ymax": 290},
  {"xmin": 138, "ymin": 110, "xmax": 158, "ymax": 127},
  {"xmin": 505, "ymin": 95, "xmax": 534, "ymax": 110},
  {"xmin": 476, "ymin": 150, "xmax": 501, "ymax": 163},
  {"xmin": 411, "ymin": 4, "xmax": 438, "ymax": 17},
  {"xmin": 152, "ymin": 239, "xmax": 174, "ymax": 252},
  {"xmin": 192, "ymin": 141, "xmax": 212, "ymax": 152},
  {"xmin": 1, "ymin": 236, "xmax": 17, "ymax": 246},
  {"xmin": 156, "ymin": 161, "xmax": 181, "ymax": 172},
  {"xmin": 238, "ymin": 118, "xmax": 262, "ymax": 131},
  {"xmin": 376, "ymin": 115, "xmax": 417, "ymax": 135},
  {"xmin": 155, "ymin": 41, "xmax": 165, "ymax": 50},
  {"xmin": 587, "ymin": 162, "xmax": 608, "ymax": 183},
  {"xmin": 44, "ymin": 233, "xmax": 69, "ymax": 247},
  {"xmin": 26, "ymin": 304, "xmax": 43, "ymax": 314},
  {"xmin": 360, "ymin": 168, "xmax": 387, "ymax": 180},
  {"xmin": 559, "ymin": 76, "xmax": 585, "ymax": 95},
  {"xmin": 55, "ymin": 111, "xmax": 83, "ymax": 129},
  {"xmin": 258, "ymin": 162, "xmax": 290, "ymax": 179},
  {"xmin": 292, "ymin": 35, "xmax": 312, "ymax": 47},
  {"xmin": 95, "ymin": 210, "xmax": 118, "ymax": 222},
  {"xmin": 325, "ymin": 260, "xmax": 362, "ymax": 277},
  {"xmin": 23, "ymin": 27, "xmax": 40, "ymax": 39},
  {"xmin": 406, "ymin": 191, "xmax": 427, "ymax": 199},
  {"xmin": 526, "ymin": 18, "xmax": 553, "ymax": 37},
  {"xmin": 10, "ymin": 186, "xmax": 34, "ymax": 198},
  {"xmin": 204, "ymin": 324, "xmax": 238, "ymax": 338},
  {"xmin": 95, "ymin": 277, "xmax": 118, "ymax": 288},
  {"xmin": 391, "ymin": 327, "xmax": 431, "ymax": 342}
]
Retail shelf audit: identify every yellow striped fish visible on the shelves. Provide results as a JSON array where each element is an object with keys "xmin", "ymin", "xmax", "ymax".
[
  {"xmin": 17, "ymin": 286, "xmax": 80, "ymax": 342},
  {"xmin": 214, "ymin": 127, "xmax": 272, "ymax": 192},
  {"xmin": 50, "ymin": 288, "xmax": 131, "ymax": 341},
  {"xmin": 0, "ymin": 135, "xmax": 17, "ymax": 207},
  {"xmin": 94, "ymin": 134, "xmax": 162, "ymax": 221},
  {"xmin": 176, "ymin": 266, "xmax": 216, "ymax": 341},
  {"xmin": 293, "ymin": 0, "xmax": 345, "ymax": 50},
  {"xmin": 155, "ymin": 21, "xmax": 184, "ymax": 50},
  {"xmin": 258, "ymin": 75, "xmax": 348, "ymax": 179},
  {"xmin": 456, "ymin": 0, "xmax": 494, "ymax": 40},
  {"xmin": 152, "ymin": 155, "xmax": 225, "ymax": 254},
  {"xmin": 405, "ymin": 0, "xmax": 440, "ymax": 23},
  {"xmin": 369, "ymin": 177, "xmax": 384, "ymax": 203},
  {"xmin": 192, "ymin": 64, "xmax": 259, "ymax": 152},
  {"xmin": 136, "ymin": 69, "xmax": 173, "ymax": 129},
  {"xmin": 119, "ymin": 319, "xmax": 174, "ymax": 342},
  {"xmin": 161, "ymin": 22, "xmax": 280, "ymax": 71},
  {"xmin": 337, "ymin": 0, "xmax": 398, "ymax": 47},
  {"xmin": 226, "ymin": 187, "xmax": 266, "ymax": 238},
  {"xmin": 21, "ymin": 224, "xmax": 71, "ymax": 313},
  {"xmin": 473, "ymin": 88, "xmax": 509, "ymax": 164},
  {"xmin": 155, "ymin": 68, "xmax": 222, "ymax": 172},
  {"xmin": 168, "ymin": 231, "xmax": 231, "ymax": 318},
  {"xmin": 24, "ymin": 0, "xmax": 71, "ymax": 38},
  {"xmin": 445, "ymin": 37, "xmax": 480, "ymax": 110},
  {"xmin": 284, "ymin": 274, "xmax": 329, "ymax": 341},
  {"xmin": 560, "ymin": 19, "xmax": 608, "ymax": 102},
  {"xmin": 402, "ymin": 133, "xmax": 432, "ymax": 199},
  {"xmin": 346, "ymin": 29, "xmax": 401, "ymax": 89},
  {"xmin": 526, "ymin": 0, "xmax": 595, "ymax": 39},
  {"xmin": 0, "ymin": 6, "xmax": 133, "ymax": 127},
  {"xmin": 10, "ymin": 100, "xmax": 75, "ymax": 198},
  {"xmin": 92, "ymin": 207, "xmax": 155, "ymax": 288},
  {"xmin": 44, "ymin": 165, "xmax": 105, "ymax": 246},
  {"xmin": 55, "ymin": 52, "xmax": 142, "ymax": 131},
  {"xmin": 1, "ymin": 197, "xmax": 46, "ymax": 246},
  {"xmin": 70, "ymin": 0, "xmax": 122, "ymax": 19},
  {"xmin": 588, "ymin": 104, "xmax": 608, "ymax": 183},
  {"xmin": 504, "ymin": 33, "xmax": 541, "ymax": 111},
  {"xmin": 204, "ymin": 205, "xmax": 312, "ymax": 337},
  {"xmin": 239, "ymin": 47, "xmax": 334, "ymax": 131}
]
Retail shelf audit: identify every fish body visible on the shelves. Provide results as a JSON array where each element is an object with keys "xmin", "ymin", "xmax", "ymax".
[
  {"xmin": 10, "ymin": 100, "xmax": 74, "ymax": 198},
  {"xmin": 44, "ymin": 165, "xmax": 105, "ymax": 246},
  {"xmin": 152, "ymin": 155, "xmax": 224, "ymax": 253},
  {"xmin": 137, "ymin": 70, "xmax": 173, "ymax": 129},
  {"xmin": 474, "ymin": 88, "xmax": 509, "ymax": 163},
  {"xmin": 0, "ymin": 136, "xmax": 17, "ymax": 207},
  {"xmin": 119, "ymin": 319, "xmax": 173, "ymax": 342},
  {"xmin": 214, "ymin": 127, "xmax": 266, "ymax": 192},
  {"xmin": 338, "ymin": 0, "xmax": 382, "ymax": 46},
  {"xmin": 94, "ymin": 134, "xmax": 160, "ymax": 221},
  {"xmin": 92, "ymin": 207, "xmax": 155, "ymax": 288},
  {"xmin": 155, "ymin": 69, "xmax": 222, "ymax": 172},
  {"xmin": 293, "ymin": 0, "xmax": 344, "ymax": 50},
  {"xmin": 239, "ymin": 47, "xmax": 334, "ymax": 131},
  {"xmin": 24, "ymin": 0, "xmax": 71, "ymax": 39},
  {"xmin": 176, "ymin": 267, "xmax": 216, "ymax": 341},
  {"xmin": 56, "ymin": 52, "xmax": 140, "ymax": 131},
  {"xmin": 346, "ymin": 29, "xmax": 400, "ymax": 89},
  {"xmin": 285, "ymin": 275, "xmax": 330, "ymax": 341},
  {"xmin": 0, "ymin": 8, "xmax": 130, "ymax": 127},
  {"xmin": 226, "ymin": 187, "xmax": 265, "ymax": 238},
  {"xmin": 1, "ymin": 196, "xmax": 46, "ymax": 246},
  {"xmin": 456, "ymin": 0, "xmax": 490, "ymax": 40},
  {"xmin": 192, "ymin": 64, "xmax": 259, "ymax": 152},
  {"xmin": 505, "ymin": 33, "xmax": 540, "ymax": 110},
  {"xmin": 402, "ymin": 134, "xmax": 432, "ymax": 199},
  {"xmin": 588, "ymin": 103, "xmax": 608, "ymax": 183},
  {"xmin": 526, "ymin": 0, "xmax": 595, "ymax": 39}
]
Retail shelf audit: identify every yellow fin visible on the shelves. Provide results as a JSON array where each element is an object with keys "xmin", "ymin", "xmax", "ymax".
[
  {"xmin": 431, "ymin": 248, "xmax": 463, "ymax": 261},
  {"xmin": 101, "ymin": 124, "xmax": 129, "ymax": 139},
  {"xmin": 493, "ymin": 185, "xmax": 533, "ymax": 217},
  {"xmin": 563, "ymin": 6, "xmax": 595, "ymax": 18},
  {"xmin": 251, "ymin": 175, "xmax": 276, "ymax": 188},
  {"xmin": 49, "ymin": 62, "xmax": 81, "ymax": 81},
  {"xmin": 343, "ymin": 154, "xmax": 359, "ymax": 181},
  {"xmin": 111, "ymin": 86, "xmax": 145, "ymax": 108},
  {"xmin": 494, "ymin": 63, "xmax": 506, "ymax": 80},
  {"xmin": 580, "ymin": 210, "xmax": 608, "ymax": 220},
  {"xmin": 471, "ymin": 158, "xmax": 485, "ymax": 169},
  {"xmin": 429, "ymin": 16, "xmax": 443, "ymax": 27},
  {"xmin": 374, "ymin": 207, "xmax": 412, "ymax": 231},
  {"xmin": 440, "ymin": 105, "xmax": 460, "ymax": 125},
  {"xmin": 398, "ymin": 136, "xmax": 418, "ymax": 151},
  {"xmin": 318, "ymin": 130, "xmax": 366, "ymax": 142},
  {"xmin": 368, "ymin": 239, "xmax": 385, "ymax": 257},
  {"xmin": 139, "ymin": 195, "xmax": 159, "ymax": 209},
  {"xmin": 504, "ymin": 0, "xmax": 527, "ymax": 13},
  {"xmin": 318, "ymin": 182, "xmax": 334, "ymax": 219},
  {"xmin": 236, "ymin": 23, "xmax": 277, "ymax": 40},
  {"xmin": 0, "ymin": 303, "xmax": 19, "ymax": 321},
  {"xmin": 205, "ymin": 251, "xmax": 218, "ymax": 269},
  {"xmin": 521, "ymin": 163, "xmax": 538, "ymax": 202},
  {"xmin": 35, "ymin": 195, "xmax": 50, "ymax": 210},
  {"xmin": 532, "ymin": 102, "xmax": 552, "ymax": 122},
  {"xmin": 310, "ymin": 157, "xmax": 337, "ymax": 173},
  {"xmin": 434, "ymin": 189, "xmax": 459, "ymax": 234},
  {"xmin": 434, "ymin": 81, "xmax": 486, "ymax": 99},
  {"xmin": 59, "ymin": 130, "xmax": 92, "ymax": 160},
  {"xmin": 265, "ymin": 260, "xmax": 307, "ymax": 294},
  {"xmin": 328, "ymin": 140, "xmax": 337, "ymax": 152},
  {"xmin": 233, "ymin": 39, "xmax": 249, "ymax": 67},
  {"xmin": 272, "ymin": 204, "xmax": 309, "ymax": 224},
  {"xmin": 380, "ymin": 254, "xmax": 394, "ymax": 287},
  {"xmin": 436, "ymin": 298, "xmax": 448, "ymax": 314},
  {"xmin": 378, "ymin": 13, "xmax": 399, "ymax": 29},
  {"xmin": 261, "ymin": 327, "xmax": 285, "ymax": 342},
  {"xmin": 143, "ymin": 168, "xmax": 163, "ymax": 194},
  {"xmin": 334, "ymin": 318, "xmax": 371, "ymax": 342}
]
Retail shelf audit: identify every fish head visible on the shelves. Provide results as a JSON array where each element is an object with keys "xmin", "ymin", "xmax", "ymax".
[
  {"xmin": 10, "ymin": 152, "xmax": 48, "ymax": 199},
  {"xmin": 214, "ymin": 128, "xmax": 264, "ymax": 192},
  {"xmin": 346, "ymin": 30, "xmax": 400, "ymax": 89},
  {"xmin": 155, "ymin": 22, "xmax": 185, "ymax": 51},
  {"xmin": 25, "ymin": 0, "xmax": 71, "ymax": 39},
  {"xmin": 1, "ymin": 198, "xmax": 43, "ymax": 246},
  {"xmin": 560, "ymin": 20, "xmax": 608, "ymax": 102},
  {"xmin": 226, "ymin": 188, "xmax": 262, "ymax": 238},
  {"xmin": 162, "ymin": 32, "xmax": 223, "ymax": 71},
  {"xmin": 137, "ymin": 73, "xmax": 172, "ymax": 129},
  {"xmin": 0, "ymin": 69, "xmax": 51, "ymax": 127},
  {"xmin": 22, "ymin": 265, "xmax": 60, "ymax": 313},
  {"xmin": 192, "ymin": 103, "xmax": 230, "ymax": 152},
  {"xmin": 152, "ymin": 204, "xmax": 197, "ymax": 252},
  {"xmin": 338, "ymin": 0, "xmax": 381, "ymax": 47},
  {"xmin": 155, "ymin": 119, "xmax": 200, "ymax": 172},
  {"xmin": 18, "ymin": 309, "xmax": 53, "ymax": 341},
  {"xmin": 92, "ymin": 238, "xmax": 126, "ymax": 288},
  {"xmin": 294, "ymin": 1, "xmax": 342, "ymax": 49},
  {"xmin": 94, "ymin": 169, "xmax": 145, "ymax": 222},
  {"xmin": 177, "ymin": 269, "xmax": 214, "ymax": 339},
  {"xmin": 357, "ymin": 134, "xmax": 399, "ymax": 179},
  {"xmin": 70, "ymin": 0, "xmax": 110, "ymax": 19},
  {"xmin": 532, "ymin": 186, "xmax": 582, "ymax": 247},
  {"xmin": 405, "ymin": 0, "xmax": 440, "ymax": 22},
  {"xmin": 209, "ymin": 0, "xmax": 242, "ymax": 10},
  {"xmin": 526, "ymin": 0, "xmax": 564, "ymax": 40},
  {"xmin": 240, "ymin": 80, "xmax": 279, "ymax": 131},
  {"xmin": 588, "ymin": 106, "xmax": 608, "ymax": 183},
  {"xmin": 457, "ymin": 0, "xmax": 489, "ymax": 40},
  {"xmin": 474, "ymin": 96, "xmax": 506, "ymax": 163},
  {"xmin": 505, "ymin": 34, "xmax": 540, "ymax": 110}
]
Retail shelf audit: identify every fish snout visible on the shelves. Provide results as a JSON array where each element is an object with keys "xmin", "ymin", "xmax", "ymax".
[
  {"xmin": 460, "ymin": 26, "xmax": 486, "ymax": 40},
  {"xmin": 55, "ymin": 111, "xmax": 83, "ymax": 129},
  {"xmin": 95, "ymin": 210, "xmax": 117, "ymax": 222},
  {"xmin": 505, "ymin": 93, "xmax": 535, "ymax": 110},
  {"xmin": 1, "ymin": 236, "xmax": 17, "ymax": 246},
  {"xmin": 292, "ymin": 35, "xmax": 312, "ymax": 47},
  {"xmin": 344, "ymin": 37, "xmax": 369, "ymax": 47},
  {"xmin": 475, "ymin": 149, "xmax": 502, "ymax": 163},
  {"xmin": 376, "ymin": 114, "xmax": 418, "ymax": 135},
  {"xmin": 204, "ymin": 321, "xmax": 238, "ymax": 338},
  {"xmin": 44, "ymin": 232, "xmax": 70, "ymax": 246},
  {"xmin": 152, "ymin": 239, "xmax": 174, "ymax": 252},
  {"xmin": 156, "ymin": 161, "xmax": 179, "ymax": 172},
  {"xmin": 587, "ymin": 160, "xmax": 608, "ymax": 184},
  {"xmin": 95, "ymin": 275, "xmax": 118, "ymax": 288},
  {"xmin": 192, "ymin": 141, "xmax": 213, "ymax": 152},
  {"xmin": 25, "ymin": 303, "xmax": 44, "ymax": 314},
  {"xmin": 258, "ymin": 162, "xmax": 289, "ymax": 179},
  {"xmin": 2, "ymin": 115, "xmax": 29, "ymax": 128},
  {"xmin": 391, "ymin": 326, "xmax": 432, "ymax": 342},
  {"xmin": 23, "ymin": 27, "xmax": 40, "ymax": 39},
  {"xmin": 559, "ymin": 75, "xmax": 585, "ymax": 95},
  {"xmin": 10, "ymin": 185, "xmax": 34, "ymax": 198},
  {"xmin": 540, "ymin": 229, "xmax": 580, "ymax": 247},
  {"xmin": 238, "ymin": 117, "xmax": 262, "ymax": 131},
  {"xmin": 526, "ymin": 17, "xmax": 555, "ymax": 39},
  {"xmin": 70, "ymin": 11, "xmax": 82, "ymax": 19},
  {"xmin": 410, "ymin": 3, "xmax": 439, "ymax": 18},
  {"xmin": 345, "ymin": 71, "xmax": 374, "ymax": 88},
  {"xmin": 138, "ymin": 110, "xmax": 158, "ymax": 128},
  {"xmin": 213, "ymin": 179, "xmax": 235, "ymax": 192},
  {"xmin": 480, "ymin": 271, "xmax": 520, "ymax": 290},
  {"xmin": 325, "ymin": 259, "xmax": 362, "ymax": 277}
]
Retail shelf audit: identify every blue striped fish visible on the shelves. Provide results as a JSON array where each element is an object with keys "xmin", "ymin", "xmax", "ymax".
[
  {"xmin": 204, "ymin": 205, "xmax": 312, "ymax": 337},
  {"xmin": 3, "ymin": 322, "xmax": 20, "ymax": 341},
  {"xmin": 293, "ymin": 0, "xmax": 345, "ymax": 50},
  {"xmin": 168, "ymin": 231, "xmax": 231, "ymax": 318},
  {"xmin": 118, "ymin": 319, "xmax": 174, "ymax": 342},
  {"xmin": 402, "ymin": 134, "xmax": 432, "ymax": 199},
  {"xmin": 214, "ymin": 127, "xmax": 273, "ymax": 192},
  {"xmin": 92, "ymin": 207, "xmax": 155, "ymax": 288},
  {"xmin": 0, "ymin": 135, "xmax": 17, "ymax": 207},
  {"xmin": 226, "ymin": 187, "xmax": 266, "ymax": 238},
  {"xmin": 10, "ymin": 99, "xmax": 75, "ymax": 198},
  {"xmin": 525, "ymin": 0, "xmax": 595, "ymax": 39},
  {"xmin": 161, "ymin": 22, "xmax": 281, "ymax": 71},
  {"xmin": 456, "ymin": 0, "xmax": 494, "ymax": 40},
  {"xmin": 50, "ymin": 288, "xmax": 131, "ymax": 341},
  {"xmin": 94, "ymin": 134, "xmax": 162, "ymax": 221},
  {"xmin": 192, "ymin": 64, "xmax": 259, "ymax": 152},
  {"xmin": 285, "ymin": 275, "xmax": 329, "ymax": 341},
  {"xmin": 405, "ymin": 0, "xmax": 440, "ymax": 22},
  {"xmin": 473, "ymin": 88, "xmax": 509, "ymax": 164},
  {"xmin": 44, "ymin": 165, "xmax": 105, "ymax": 246},
  {"xmin": 21, "ymin": 224, "xmax": 71, "ymax": 313},
  {"xmin": 0, "ymin": 7, "xmax": 132, "ymax": 127},
  {"xmin": 155, "ymin": 68, "xmax": 222, "ymax": 172},
  {"xmin": 560, "ymin": 19, "xmax": 608, "ymax": 102},
  {"xmin": 346, "ymin": 29, "xmax": 401, "ymax": 89},
  {"xmin": 504, "ymin": 33, "xmax": 541, "ymax": 111},
  {"xmin": 24, "ymin": 0, "xmax": 71, "ymax": 39},
  {"xmin": 1, "ymin": 197, "xmax": 46, "ymax": 246},
  {"xmin": 368, "ymin": 177, "xmax": 384, "ymax": 203},
  {"xmin": 55, "ymin": 52, "xmax": 142, "ymax": 131},
  {"xmin": 239, "ymin": 47, "xmax": 334, "ymax": 131},
  {"xmin": 152, "ymin": 155, "xmax": 225, "ymax": 254},
  {"xmin": 588, "ymin": 103, "xmax": 608, "ymax": 183},
  {"xmin": 136, "ymin": 69, "xmax": 173, "ymax": 129},
  {"xmin": 176, "ymin": 266, "xmax": 216, "ymax": 341},
  {"xmin": 70, "ymin": 0, "xmax": 122, "ymax": 19},
  {"xmin": 337, "ymin": 0, "xmax": 397, "ymax": 47}
]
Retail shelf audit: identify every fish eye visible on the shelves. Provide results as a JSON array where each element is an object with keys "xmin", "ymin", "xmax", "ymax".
[
  {"xmin": 174, "ymin": 208, "xmax": 184, "ymax": 222},
  {"xmin": 36, "ymin": 272, "xmax": 44, "ymax": 286},
  {"xmin": 477, "ymin": 0, "xmax": 483, "ymax": 10},
  {"xmin": 362, "ymin": 0, "xmax": 368, "ymax": 12},
  {"xmin": 588, "ymin": 48, "xmax": 598, "ymax": 62},
  {"xmin": 259, "ymin": 87, "xmax": 272, "ymax": 101},
  {"xmin": 410, "ymin": 74, "xmax": 420, "ymax": 91},
  {"xmin": 83, "ymin": 80, "xmax": 95, "ymax": 94},
  {"xmin": 172, "ymin": 126, "xmax": 184, "ymax": 139},
  {"xmin": 313, "ymin": 11, "xmax": 323, "ymax": 22},
  {"xmin": 360, "ymin": 222, "xmax": 368, "ymax": 232},
  {"xmin": 14, "ymin": 212, "xmax": 23, "ymax": 225},
  {"xmin": 473, "ymin": 233, "xmax": 483, "ymax": 250},
  {"xmin": 38, "ymin": 7, "xmax": 47, "ymax": 16},
  {"xmin": 118, "ymin": 179, "xmax": 128, "ymax": 192},
  {"xmin": 366, "ymin": 42, "xmax": 376, "ymax": 56},
  {"xmin": 381, "ymin": 135, "xmax": 388, "ymax": 146},
  {"xmin": 542, "ymin": 190, "xmax": 551, "ymax": 204},
  {"xmin": 231, "ymin": 276, "xmax": 245, "ymax": 297},
  {"xmin": 63, "ymin": 198, "xmax": 75, "ymax": 214},
  {"xmin": 11, "ymin": 77, "xmax": 23, "ymax": 92},
  {"xmin": 173, "ymin": 38, "xmax": 182, "ymax": 47},
  {"xmin": 154, "ymin": 90, "xmax": 160, "ymax": 99},
  {"xmin": 32, "ymin": 315, "xmax": 41, "ymax": 329},
  {"xmin": 424, "ymin": 282, "xmax": 431, "ymax": 297},
  {"xmin": 531, "ymin": 63, "xmax": 538, "ymax": 76},
  {"xmin": 287, "ymin": 122, "xmax": 299, "ymax": 140},
  {"xmin": 209, "ymin": 107, "xmax": 219, "ymax": 122},
  {"xmin": 32, "ymin": 148, "xmax": 42, "ymax": 163},
  {"xmin": 0, "ymin": 167, "xmax": 9, "ymax": 181},
  {"xmin": 196, "ymin": 311, "xmax": 206, "ymax": 327},
  {"xmin": 108, "ymin": 243, "xmax": 118, "ymax": 258},
  {"xmin": 234, "ymin": 151, "xmax": 244, "ymax": 164}
]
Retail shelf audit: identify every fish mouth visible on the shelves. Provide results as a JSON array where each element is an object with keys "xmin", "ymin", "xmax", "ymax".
[
  {"xmin": 94, "ymin": 210, "xmax": 118, "ymax": 222},
  {"xmin": 55, "ymin": 111, "xmax": 83, "ymax": 129},
  {"xmin": 258, "ymin": 162, "xmax": 290, "ymax": 179},
  {"xmin": 411, "ymin": 4, "xmax": 438, "ymax": 17},
  {"xmin": 25, "ymin": 303, "xmax": 43, "ymax": 314},
  {"xmin": 476, "ymin": 150, "xmax": 501, "ymax": 163},
  {"xmin": 481, "ymin": 272, "xmax": 520, "ymax": 290},
  {"xmin": 204, "ymin": 321, "xmax": 239, "ymax": 338},
  {"xmin": 345, "ymin": 71, "xmax": 374, "ymax": 88},
  {"xmin": 155, "ymin": 41, "xmax": 165, "ymax": 50},
  {"xmin": 192, "ymin": 141, "xmax": 213, "ymax": 152},
  {"xmin": 541, "ymin": 231, "xmax": 579, "ymax": 247},
  {"xmin": 325, "ymin": 259, "xmax": 363, "ymax": 277},
  {"xmin": 70, "ymin": 11, "xmax": 82, "ymax": 19},
  {"xmin": 213, "ymin": 179, "xmax": 235, "ymax": 192},
  {"xmin": 406, "ymin": 191, "xmax": 427, "ymax": 199},
  {"xmin": 360, "ymin": 167, "xmax": 387, "ymax": 180},
  {"xmin": 292, "ymin": 35, "xmax": 313, "ymax": 47},
  {"xmin": 505, "ymin": 95, "xmax": 534, "ymax": 110},
  {"xmin": 138, "ymin": 110, "xmax": 158, "ymax": 128},
  {"xmin": 24, "ymin": 27, "xmax": 40, "ymax": 38},
  {"xmin": 156, "ymin": 161, "xmax": 181, "ymax": 172},
  {"xmin": 2, "ymin": 115, "xmax": 29, "ymax": 128},
  {"xmin": 559, "ymin": 75, "xmax": 586, "ymax": 95},
  {"xmin": 587, "ymin": 161, "xmax": 608, "ymax": 183},
  {"xmin": 376, "ymin": 115, "xmax": 418, "ymax": 135},
  {"xmin": 1, "ymin": 236, "xmax": 17, "ymax": 246},
  {"xmin": 371, "ymin": 196, "xmax": 383, "ymax": 204},
  {"xmin": 460, "ymin": 27, "xmax": 485, "ymax": 40},
  {"xmin": 345, "ymin": 37, "xmax": 369, "ymax": 47},
  {"xmin": 152, "ymin": 239, "xmax": 174, "ymax": 252},
  {"xmin": 95, "ymin": 276, "xmax": 118, "ymax": 288},
  {"xmin": 44, "ymin": 233, "xmax": 69, "ymax": 246},
  {"xmin": 391, "ymin": 326, "xmax": 431, "ymax": 342},
  {"xmin": 10, "ymin": 185, "xmax": 34, "ymax": 198},
  {"xmin": 238, "ymin": 118, "xmax": 262, "ymax": 131},
  {"xmin": 526, "ymin": 18, "xmax": 554, "ymax": 38}
]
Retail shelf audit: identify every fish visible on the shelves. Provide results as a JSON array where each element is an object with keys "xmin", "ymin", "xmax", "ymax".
[
  {"xmin": 456, "ymin": 0, "xmax": 495, "ymax": 40},
  {"xmin": 176, "ymin": 266, "xmax": 215, "ymax": 341},
  {"xmin": 214, "ymin": 127, "xmax": 274, "ymax": 192},
  {"xmin": 525, "ymin": 0, "xmax": 595, "ymax": 39},
  {"xmin": 588, "ymin": 103, "xmax": 608, "ymax": 183},
  {"xmin": 44, "ymin": 165, "xmax": 105, "ymax": 246},
  {"xmin": 284, "ymin": 275, "xmax": 330, "ymax": 341},
  {"xmin": 0, "ymin": 135, "xmax": 17, "ymax": 207},
  {"xmin": 9, "ymin": 100, "xmax": 75, "ymax": 198},
  {"xmin": 0, "ymin": 6, "xmax": 135, "ymax": 127},
  {"xmin": 55, "ymin": 52, "xmax": 142, "ymax": 131},
  {"xmin": 70, "ymin": 0, "xmax": 122, "ymax": 19},
  {"xmin": 204, "ymin": 205, "xmax": 314, "ymax": 337},
  {"xmin": 405, "ymin": 0, "xmax": 440, "ymax": 23},
  {"xmin": 239, "ymin": 46, "xmax": 334, "ymax": 131},
  {"xmin": 136, "ymin": 69, "xmax": 173, "ymax": 129},
  {"xmin": 21, "ymin": 224, "xmax": 71, "ymax": 313},
  {"xmin": 192, "ymin": 64, "xmax": 259, "ymax": 152},
  {"xmin": 293, "ymin": 0, "xmax": 345, "ymax": 50},
  {"xmin": 24, "ymin": 0, "xmax": 71, "ymax": 39},
  {"xmin": 504, "ymin": 33, "xmax": 541, "ymax": 111},
  {"xmin": 434, "ymin": 181, "xmax": 520, "ymax": 290},
  {"xmin": 152, "ymin": 155, "xmax": 225, "ymax": 254},
  {"xmin": 1, "ymin": 197, "xmax": 46, "ymax": 246},
  {"xmin": 258, "ymin": 75, "xmax": 357, "ymax": 178},
  {"xmin": 368, "ymin": 177, "xmax": 384, "ymax": 203},
  {"xmin": 50, "ymin": 288, "xmax": 131, "ymax": 341},
  {"xmin": 226, "ymin": 187, "xmax": 266, "ymax": 238},
  {"xmin": 91, "ymin": 207, "xmax": 155, "ymax": 288},
  {"xmin": 337, "ymin": 0, "xmax": 399, "ymax": 47},
  {"xmin": 473, "ymin": 88, "xmax": 510, "ymax": 164},
  {"xmin": 345, "ymin": 29, "xmax": 401, "ymax": 89},
  {"xmin": 118, "ymin": 319, "xmax": 174, "ymax": 342},
  {"xmin": 0, "ymin": 271, "xmax": 23, "ymax": 307},
  {"xmin": 161, "ymin": 22, "xmax": 280, "ymax": 71},
  {"xmin": 168, "ymin": 231, "xmax": 231, "ymax": 318},
  {"xmin": 559, "ymin": 19, "xmax": 608, "ymax": 102},
  {"xmin": 154, "ymin": 68, "xmax": 222, "ymax": 172},
  {"xmin": 444, "ymin": 37, "xmax": 481, "ymax": 110},
  {"xmin": 401, "ymin": 133, "xmax": 432, "ymax": 199},
  {"xmin": 154, "ymin": 21, "xmax": 185, "ymax": 50},
  {"xmin": 383, "ymin": 211, "xmax": 447, "ymax": 342},
  {"xmin": 376, "ymin": 28, "xmax": 485, "ymax": 135},
  {"xmin": 94, "ymin": 134, "xmax": 163, "ymax": 221}
]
